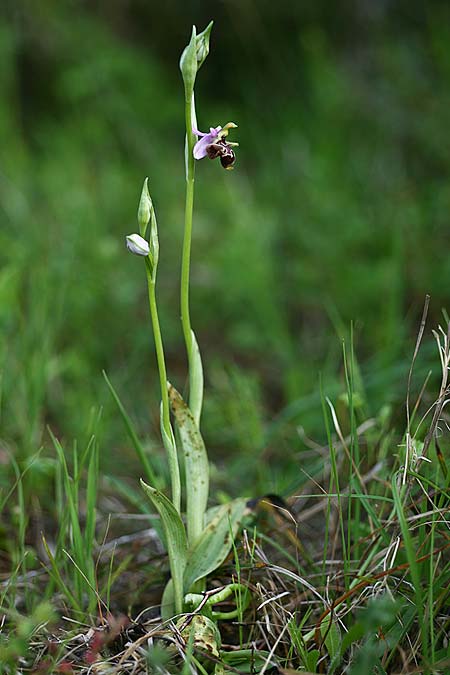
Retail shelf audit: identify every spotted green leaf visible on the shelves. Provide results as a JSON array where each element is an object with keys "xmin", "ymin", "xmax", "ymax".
[
  {"xmin": 169, "ymin": 384, "xmax": 209, "ymax": 546},
  {"xmin": 184, "ymin": 498, "xmax": 248, "ymax": 590}
]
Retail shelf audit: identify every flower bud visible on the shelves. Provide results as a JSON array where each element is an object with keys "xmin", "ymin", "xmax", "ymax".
[
  {"xmin": 126, "ymin": 233, "xmax": 150, "ymax": 257},
  {"xmin": 195, "ymin": 21, "xmax": 213, "ymax": 71},
  {"xmin": 179, "ymin": 26, "xmax": 197, "ymax": 94},
  {"xmin": 180, "ymin": 22, "xmax": 213, "ymax": 94},
  {"xmin": 138, "ymin": 177, "xmax": 152, "ymax": 237}
]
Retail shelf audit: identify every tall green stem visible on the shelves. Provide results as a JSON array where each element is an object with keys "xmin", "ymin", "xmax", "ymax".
[
  {"xmin": 181, "ymin": 92, "xmax": 196, "ymax": 395},
  {"xmin": 146, "ymin": 260, "xmax": 181, "ymax": 513}
]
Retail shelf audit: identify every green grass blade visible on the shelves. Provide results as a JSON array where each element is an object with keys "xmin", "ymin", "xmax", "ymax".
[
  {"xmin": 392, "ymin": 474, "xmax": 428, "ymax": 663},
  {"xmin": 103, "ymin": 370, "xmax": 158, "ymax": 486},
  {"xmin": 49, "ymin": 429, "xmax": 97, "ymax": 611},
  {"xmin": 84, "ymin": 437, "xmax": 98, "ymax": 558},
  {"xmin": 41, "ymin": 535, "xmax": 82, "ymax": 614},
  {"xmin": 49, "ymin": 431, "xmax": 84, "ymax": 556}
]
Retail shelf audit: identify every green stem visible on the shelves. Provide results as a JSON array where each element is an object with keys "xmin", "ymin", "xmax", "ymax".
[
  {"xmin": 181, "ymin": 91, "xmax": 195, "ymax": 395},
  {"xmin": 184, "ymin": 583, "xmax": 250, "ymax": 619},
  {"xmin": 146, "ymin": 260, "xmax": 181, "ymax": 512}
]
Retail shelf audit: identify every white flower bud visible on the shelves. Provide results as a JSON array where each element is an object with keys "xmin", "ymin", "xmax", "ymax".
[{"xmin": 126, "ymin": 233, "xmax": 150, "ymax": 257}]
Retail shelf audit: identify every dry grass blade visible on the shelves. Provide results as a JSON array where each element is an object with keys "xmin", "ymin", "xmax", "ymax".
[
  {"xmin": 421, "ymin": 323, "xmax": 450, "ymax": 461},
  {"xmin": 404, "ymin": 294, "xmax": 430, "ymax": 485}
]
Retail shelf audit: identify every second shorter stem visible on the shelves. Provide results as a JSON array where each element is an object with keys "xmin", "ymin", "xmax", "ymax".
[{"xmin": 146, "ymin": 262, "xmax": 181, "ymax": 512}]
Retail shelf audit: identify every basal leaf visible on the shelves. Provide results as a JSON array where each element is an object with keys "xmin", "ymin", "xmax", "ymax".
[
  {"xmin": 168, "ymin": 384, "xmax": 209, "ymax": 545},
  {"xmin": 160, "ymin": 579, "xmax": 175, "ymax": 621},
  {"xmin": 140, "ymin": 480, "xmax": 187, "ymax": 614},
  {"xmin": 189, "ymin": 329, "xmax": 204, "ymax": 429},
  {"xmin": 184, "ymin": 498, "xmax": 248, "ymax": 590}
]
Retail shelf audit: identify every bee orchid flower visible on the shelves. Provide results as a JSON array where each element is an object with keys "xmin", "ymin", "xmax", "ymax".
[{"xmin": 193, "ymin": 122, "xmax": 238, "ymax": 169}]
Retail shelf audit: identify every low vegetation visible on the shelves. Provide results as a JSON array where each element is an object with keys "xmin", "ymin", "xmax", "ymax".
[{"xmin": 1, "ymin": 6, "xmax": 449, "ymax": 674}]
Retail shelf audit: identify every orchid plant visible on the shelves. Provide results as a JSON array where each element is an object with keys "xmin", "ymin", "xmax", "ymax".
[{"xmin": 121, "ymin": 23, "xmax": 248, "ymax": 628}]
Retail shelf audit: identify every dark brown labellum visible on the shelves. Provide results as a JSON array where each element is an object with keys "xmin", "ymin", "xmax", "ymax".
[
  {"xmin": 206, "ymin": 139, "xmax": 236, "ymax": 169},
  {"xmin": 206, "ymin": 143, "xmax": 223, "ymax": 160},
  {"xmin": 219, "ymin": 147, "xmax": 235, "ymax": 169}
]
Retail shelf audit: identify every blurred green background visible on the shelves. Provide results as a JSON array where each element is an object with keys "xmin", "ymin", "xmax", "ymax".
[{"xmin": 1, "ymin": 0, "xmax": 449, "ymax": 497}]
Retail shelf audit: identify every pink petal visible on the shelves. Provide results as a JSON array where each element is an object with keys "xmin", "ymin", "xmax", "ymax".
[
  {"xmin": 193, "ymin": 136, "xmax": 213, "ymax": 159},
  {"xmin": 192, "ymin": 126, "xmax": 222, "ymax": 160}
]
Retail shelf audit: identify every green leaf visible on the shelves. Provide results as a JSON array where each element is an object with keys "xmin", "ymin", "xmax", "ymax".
[
  {"xmin": 189, "ymin": 329, "xmax": 203, "ymax": 428},
  {"xmin": 184, "ymin": 498, "xmax": 248, "ymax": 589},
  {"xmin": 140, "ymin": 480, "xmax": 187, "ymax": 615},
  {"xmin": 305, "ymin": 649, "xmax": 320, "ymax": 673},
  {"xmin": 160, "ymin": 579, "xmax": 175, "ymax": 622},
  {"xmin": 169, "ymin": 384, "xmax": 209, "ymax": 545},
  {"xmin": 320, "ymin": 614, "xmax": 341, "ymax": 662}
]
